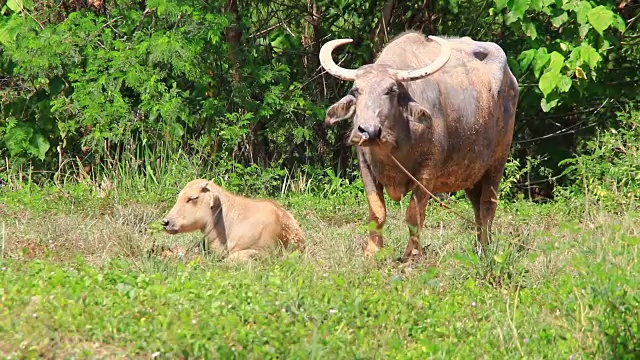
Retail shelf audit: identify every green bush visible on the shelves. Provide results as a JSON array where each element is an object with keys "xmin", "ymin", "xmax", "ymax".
[{"xmin": 557, "ymin": 109, "xmax": 640, "ymax": 210}]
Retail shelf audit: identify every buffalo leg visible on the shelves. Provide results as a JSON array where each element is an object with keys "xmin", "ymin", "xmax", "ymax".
[
  {"xmin": 465, "ymin": 182, "xmax": 483, "ymax": 254},
  {"xmin": 359, "ymin": 152, "xmax": 386, "ymax": 256},
  {"xmin": 467, "ymin": 167, "xmax": 503, "ymax": 255},
  {"xmin": 364, "ymin": 187, "xmax": 386, "ymax": 256},
  {"xmin": 402, "ymin": 190, "xmax": 430, "ymax": 261}
]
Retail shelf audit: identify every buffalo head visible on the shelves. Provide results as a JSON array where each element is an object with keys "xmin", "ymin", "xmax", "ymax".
[{"xmin": 320, "ymin": 36, "xmax": 451, "ymax": 148}]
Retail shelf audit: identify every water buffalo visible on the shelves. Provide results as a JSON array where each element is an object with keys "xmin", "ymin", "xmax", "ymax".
[{"xmin": 319, "ymin": 31, "xmax": 519, "ymax": 260}]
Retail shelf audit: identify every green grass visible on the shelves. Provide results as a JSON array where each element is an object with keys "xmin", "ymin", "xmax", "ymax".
[{"xmin": 0, "ymin": 179, "xmax": 639, "ymax": 359}]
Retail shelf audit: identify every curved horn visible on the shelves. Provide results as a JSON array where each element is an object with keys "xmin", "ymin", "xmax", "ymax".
[
  {"xmin": 391, "ymin": 36, "xmax": 452, "ymax": 82},
  {"xmin": 319, "ymin": 39, "xmax": 358, "ymax": 81}
]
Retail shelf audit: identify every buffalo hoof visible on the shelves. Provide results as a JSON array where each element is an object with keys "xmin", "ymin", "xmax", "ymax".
[
  {"xmin": 400, "ymin": 244, "xmax": 431, "ymax": 263},
  {"xmin": 364, "ymin": 242, "xmax": 382, "ymax": 257}
]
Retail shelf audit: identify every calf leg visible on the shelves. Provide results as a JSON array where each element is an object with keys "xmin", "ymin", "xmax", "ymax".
[
  {"xmin": 402, "ymin": 190, "xmax": 430, "ymax": 261},
  {"xmin": 228, "ymin": 249, "xmax": 260, "ymax": 262}
]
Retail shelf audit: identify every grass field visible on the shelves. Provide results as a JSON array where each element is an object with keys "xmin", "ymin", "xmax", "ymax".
[{"xmin": 0, "ymin": 180, "xmax": 638, "ymax": 359}]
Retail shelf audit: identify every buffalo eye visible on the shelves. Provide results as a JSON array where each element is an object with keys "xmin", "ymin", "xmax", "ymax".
[
  {"xmin": 385, "ymin": 85, "xmax": 398, "ymax": 96},
  {"xmin": 186, "ymin": 195, "xmax": 199, "ymax": 203},
  {"xmin": 348, "ymin": 87, "xmax": 360, "ymax": 97}
]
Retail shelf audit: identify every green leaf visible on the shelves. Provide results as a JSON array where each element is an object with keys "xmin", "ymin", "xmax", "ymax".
[
  {"xmin": 517, "ymin": 49, "xmax": 536, "ymax": 70},
  {"xmin": 573, "ymin": 1, "xmax": 592, "ymax": 25},
  {"xmin": 448, "ymin": 0, "xmax": 460, "ymax": 14},
  {"xmin": 551, "ymin": 12, "xmax": 568, "ymax": 28},
  {"xmin": 505, "ymin": 11, "xmax": 519, "ymax": 25},
  {"xmin": 28, "ymin": 133, "xmax": 50, "ymax": 160},
  {"xmin": 4, "ymin": 124, "xmax": 34, "ymax": 156},
  {"xmin": 540, "ymin": 5, "xmax": 552, "ymax": 15},
  {"xmin": 540, "ymin": 96, "xmax": 559, "ymax": 112},
  {"xmin": 533, "ymin": 48, "xmax": 550, "ymax": 78},
  {"xmin": 587, "ymin": 6, "xmax": 614, "ymax": 35},
  {"xmin": 556, "ymin": 75, "xmax": 572, "ymax": 93},
  {"xmin": 598, "ymin": 39, "xmax": 610, "ymax": 52},
  {"xmin": 49, "ymin": 77, "xmax": 65, "ymax": 95},
  {"xmin": 530, "ymin": 0, "xmax": 543, "ymax": 11},
  {"xmin": 548, "ymin": 51, "xmax": 565, "ymax": 72},
  {"xmin": 579, "ymin": 24, "xmax": 591, "ymax": 38},
  {"xmin": 6, "ymin": 0, "xmax": 23, "ymax": 12},
  {"xmin": 579, "ymin": 44, "xmax": 601, "ymax": 69},
  {"xmin": 522, "ymin": 22, "xmax": 537, "ymax": 39},
  {"xmin": 612, "ymin": 15, "xmax": 626, "ymax": 33},
  {"xmin": 511, "ymin": 0, "xmax": 531, "ymax": 18},
  {"xmin": 495, "ymin": 0, "xmax": 508, "ymax": 11},
  {"xmin": 526, "ymin": 251, "xmax": 539, "ymax": 262},
  {"xmin": 0, "ymin": 26, "xmax": 13, "ymax": 46},
  {"xmin": 539, "ymin": 71, "xmax": 558, "ymax": 97}
]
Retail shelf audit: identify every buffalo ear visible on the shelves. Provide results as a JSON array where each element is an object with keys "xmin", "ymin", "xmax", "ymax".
[
  {"xmin": 399, "ymin": 93, "xmax": 431, "ymax": 123},
  {"xmin": 325, "ymin": 95, "xmax": 356, "ymax": 126},
  {"xmin": 405, "ymin": 102, "xmax": 431, "ymax": 123}
]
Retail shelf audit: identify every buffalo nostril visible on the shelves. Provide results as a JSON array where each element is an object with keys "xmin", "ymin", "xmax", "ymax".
[
  {"xmin": 161, "ymin": 219, "xmax": 169, "ymax": 227},
  {"xmin": 357, "ymin": 124, "xmax": 381, "ymax": 141},
  {"xmin": 371, "ymin": 125, "xmax": 381, "ymax": 139}
]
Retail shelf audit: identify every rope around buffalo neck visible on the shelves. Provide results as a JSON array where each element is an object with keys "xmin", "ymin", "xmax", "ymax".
[
  {"xmin": 381, "ymin": 140, "xmax": 539, "ymax": 253},
  {"xmin": 382, "ymin": 146, "xmax": 476, "ymax": 226}
]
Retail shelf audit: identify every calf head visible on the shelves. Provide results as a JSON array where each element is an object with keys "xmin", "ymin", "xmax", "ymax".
[
  {"xmin": 320, "ymin": 36, "xmax": 451, "ymax": 148},
  {"xmin": 162, "ymin": 179, "xmax": 219, "ymax": 234}
]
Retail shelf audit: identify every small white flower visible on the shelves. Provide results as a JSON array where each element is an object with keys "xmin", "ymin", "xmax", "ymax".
[
  {"xmin": 471, "ymin": 302, "xmax": 477, "ymax": 307},
  {"xmin": 329, "ymin": 308, "xmax": 337, "ymax": 314},
  {"xmin": 32, "ymin": 313, "xmax": 38, "ymax": 318},
  {"xmin": 151, "ymin": 351, "xmax": 161, "ymax": 358},
  {"xmin": 191, "ymin": 319, "xmax": 197, "ymax": 325},
  {"xmin": 322, "ymin": 273, "xmax": 327, "ymax": 277},
  {"xmin": 1, "ymin": 267, "xmax": 6, "ymax": 271},
  {"xmin": 281, "ymin": 308, "xmax": 286, "ymax": 313}
]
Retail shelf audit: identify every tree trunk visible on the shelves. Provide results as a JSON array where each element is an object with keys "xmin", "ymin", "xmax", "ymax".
[
  {"xmin": 370, "ymin": 0, "xmax": 395, "ymax": 52},
  {"xmin": 224, "ymin": 0, "xmax": 269, "ymax": 165},
  {"xmin": 224, "ymin": 0, "xmax": 242, "ymax": 84}
]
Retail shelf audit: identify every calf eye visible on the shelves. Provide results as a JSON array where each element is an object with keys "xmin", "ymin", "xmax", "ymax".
[{"xmin": 186, "ymin": 195, "xmax": 199, "ymax": 203}]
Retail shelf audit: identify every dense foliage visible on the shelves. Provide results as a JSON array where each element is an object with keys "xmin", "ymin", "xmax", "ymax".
[{"xmin": 0, "ymin": 0, "xmax": 638, "ymax": 201}]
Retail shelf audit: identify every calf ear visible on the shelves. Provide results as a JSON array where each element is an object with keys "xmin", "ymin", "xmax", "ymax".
[
  {"xmin": 197, "ymin": 181, "xmax": 212, "ymax": 193},
  {"xmin": 197, "ymin": 181, "xmax": 219, "ymax": 209},
  {"xmin": 399, "ymin": 93, "xmax": 431, "ymax": 123},
  {"xmin": 325, "ymin": 95, "xmax": 355, "ymax": 126}
]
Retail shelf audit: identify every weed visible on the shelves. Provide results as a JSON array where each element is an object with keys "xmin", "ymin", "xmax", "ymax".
[{"xmin": 0, "ymin": 179, "xmax": 638, "ymax": 358}]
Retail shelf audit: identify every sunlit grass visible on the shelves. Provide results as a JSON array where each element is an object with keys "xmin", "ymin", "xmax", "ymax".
[{"xmin": 0, "ymin": 175, "xmax": 638, "ymax": 358}]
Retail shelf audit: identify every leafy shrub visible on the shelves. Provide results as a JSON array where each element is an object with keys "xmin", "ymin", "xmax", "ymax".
[{"xmin": 557, "ymin": 109, "xmax": 640, "ymax": 210}]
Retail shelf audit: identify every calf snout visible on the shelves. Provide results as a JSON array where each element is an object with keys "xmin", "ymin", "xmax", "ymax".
[
  {"xmin": 161, "ymin": 217, "xmax": 179, "ymax": 234},
  {"xmin": 357, "ymin": 123, "xmax": 382, "ymax": 141}
]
